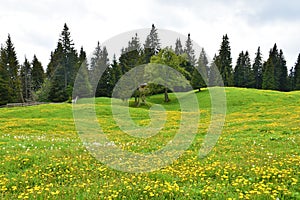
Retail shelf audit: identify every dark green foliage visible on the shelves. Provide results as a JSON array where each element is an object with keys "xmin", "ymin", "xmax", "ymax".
[
  {"xmin": 0, "ymin": 47, "xmax": 10, "ymax": 105},
  {"xmin": 174, "ymin": 38, "xmax": 183, "ymax": 55},
  {"xmin": 191, "ymin": 48, "xmax": 209, "ymax": 91},
  {"xmin": 89, "ymin": 42, "xmax": 111, "ymax": 97},
  {"xmin": 234, "ymin": 51, "xmax": 254, "ymax": 88},
  {"xmin": 253, "ymin": 47, "xmax": 263, "ymax": 89},
  {"xmin": 49, "ymin": 64, "xmax": 68, "ymax": 102},
  {"xmin": 215, "ymin": 34, "xmax": 233, "ymax": 86},
  {"xmin": 142, "ymin": 24, "xmax": 160, "ymax": 64},
  {"xmin": 288, "ymin": 67, "xmax": 295, "ymax": 91},
  {"xmin": 294, "ymin": 54, "xmax": 300, "ymax": 90},
  {"xmin": 20, "ymin": 58, "xmax": 32, "ymax": 101},
  {"xmin": 184, "ymin": 33, "xmax": 196, "ymax": 67},
  {"xmin": 262, "ymin": 44, "xmax": 288, "ymax": 91},
  {"xmin": 209, "ymin": 55, "xmax": 223, "ymax": 86},
  {"xmin": 73, "ymin": 60, "xmax": 92, "ymax": 98},
  {"xmin": 1, "ymin": 35, "xmax": 23, "ymax": 103},
  {"xmin": 47, "ymin": 23, "xmax": 79, "ymax": 102},
  {"xmin": 31, "ymin": 55, "xmax": 44, "ymax": 92}
]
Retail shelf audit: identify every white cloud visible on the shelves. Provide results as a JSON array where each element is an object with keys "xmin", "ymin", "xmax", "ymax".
[{"xmin": 0, "ymin": 0, "xmax": 299, "ymax": 69}]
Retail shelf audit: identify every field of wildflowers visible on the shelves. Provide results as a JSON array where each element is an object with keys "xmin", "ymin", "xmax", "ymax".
[{"xmin": 0, "ymin": 88, "xmax": 299, "ymax": 199}]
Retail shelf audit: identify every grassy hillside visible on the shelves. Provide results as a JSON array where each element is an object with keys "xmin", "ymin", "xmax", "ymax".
[{"xmin": 0, "ymin": 87, "xmax": 299, "ymax": 199}]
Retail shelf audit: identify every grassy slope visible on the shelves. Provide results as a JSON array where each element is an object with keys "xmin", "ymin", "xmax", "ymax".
[{"xmin": 0, "ymin": 87, "xmax": 299, "ymax": 199}]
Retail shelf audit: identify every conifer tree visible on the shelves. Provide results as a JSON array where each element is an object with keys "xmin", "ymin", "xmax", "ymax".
[
  {"xmin": 3, "ymin": 35, "xmax": 23, "ymax": 102},
  {"xmin": 288, "ymin": 67, "xmax": 295, "ymax": 91},
  {"xmin": 253, "ymin": 47, "xmax": 263, "ymax": 89},
  {"xmin": 262, "ymin": 44, "xmax": 288, "ymax": 91},
  {"xmin": 47, "ymin": 23, "xmax": 79, "ymax": 101},
  {"xmin": 184, "ymin": 33, "xmax": 196, "ymax": 66},
  {"xmin": 234, "ymin": 51, "xmax": 254, "ymax": 88},
  {"xmin": 0, "ymin": 46, "xmax": 10, "ymax": 105},
  {"xmin": 215, "ymin": 34, "xmax": 233, "ymax": 86},
  {"xmin": 191, "ymin": 48, "xmax": 209, "ymax": 91},
  {"xmin": 175, "ymin": 38, "xmax": 183, "ymax": 55},
  {"xmin": 142, "ymin": 24, "xmax": 160, "ymax": 63},
  {"xmin": 31, "ymin": 55, "xmax": 44, "ymax": 92},
  {"xmin": 294, "ymin": 53, "xmax": 300, "ymax": 90},
  {"xmin": 20, "ymin": 57, "xmax": 32, "ymax": 101},
  {"xmin": 73, "ymin": 48, "xmax": 92, "ymax": 98}
]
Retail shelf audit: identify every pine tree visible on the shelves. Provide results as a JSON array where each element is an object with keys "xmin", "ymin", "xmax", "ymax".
[
  {"xmin": 278, "ymin": 50, "xmax": 288, "ymax": 91},
  {"xmin": 253, "ymin": 47, "xmax": 263, "ymax": 89},
  {"xmin": 48, "ymin": 23, "xmax": 79, "ymax": 101},
  {"xmin": 89, "ymin": 42, "xmax": 110, "ymax": 97},
  {"xmin": 184, "ymin": 33, "xmax": 196, "ymax": 66},
  {"xmin": 0, "ymin": 46, "xmax": 10, "ymax": 105},
  {"xmin": 234, "ymin": 51, "xmax": 244, "ymax": 87},
  {"xmin": 294, "ymin": 53, "xmax": 300, "ymax": 90},
  {"xmin": 209, "ymin": 54, "xmax": 223, "ymax": 86},
  {"xmin": 3, "ymin": 35, "xmax": 23, "ymax": 103},
  {"xmin": 234, "ymin": 51, "xmax": 254, "ymax": 88},
  {"xmin": 119, "ymin": 33, "xmax": 142, "ymax": 74},
  {"xmin": 31, "ymin": 55, "xmax": 44, "ymax": 92},
  {"xmin": 262, "ymin": 44, "xmax": 288, "ymax": 91},
  {"xmin": 20, "ymin": 57, "xmax": 32, "ymax": 101},
  {"xmin": 215, "ymin": 34, "xmax": 233, "ymax": 86},
  {"xmin": 262, "ymin": 59, "xmax": 275, "ymax": 90},
  {"xmin": 175, "ymin": 38, "xmax": 183, "ymax": 55},
  {"xmin": 191, "ymin": 48, "xmax": 209, "ymax": 91},
  {"xmin": 49, "ymin": 64, "xmax": 67, "ymax": 102},
  {"xmin": 288, "ymin": 67, "xmax": 295, "ymax": 91},
  {"xmin": 46, "ymin": 42, "xmax": 63, "ymax": 79},
  {"xmin": 59, "ymin": 23, "xmax": 78, "ymax": 89},
  {"xmin": 142, "ymin": 24, "xmax": 160, "ymax": 63},
  {"xmin": 73, "ymin": 48, "xmax": 92, "ymax": 98}
]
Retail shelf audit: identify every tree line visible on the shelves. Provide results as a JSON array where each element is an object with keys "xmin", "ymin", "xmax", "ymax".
[{"xmin": 1, "ymin": 23, "xmax": 300, "ymax": 105}]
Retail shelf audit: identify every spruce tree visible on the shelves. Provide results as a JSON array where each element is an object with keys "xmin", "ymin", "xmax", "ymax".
[
  {"xmin": 175, "ymin": 38, "xmax": 183, "ymax": 55},
  {"xmin": 262, "ymin": 44, "xmax": 288, "ymax": 91},
  {"xmin": 89, "ymin": 42, "xmax": 110, "ymax": 97},
  {"xmin": 278, "ymin": 50, "xmax": 288, "ymax": 91},
  {"xmin": 46, "ymin": 42, "xmax": 64, "ymax": 79},
  {"xmin": 253, "ymin": 47, "xmax": 263, "ymax": 89},
  {"xmin": 73, "ymin": 48, "xmax": 92, "ymax": 98},
  {"xmin": 234, "ymin": 51, "xmax": 244, "ymax": 87},
  {"xmin": 119, "ymin": 33, "xmax": 142, "ymax": 74},
  {"xmin": 209, "ymin": 54, "xmax": 223, "ymax": 86},
  {"xmin": 20, "ymin": 57, "xmax": 32, "ymax": 101},
  {"xmin": 234, "ymin": 51, "xmax": 254, "ymax": 88},
  {"xmin": 31, "ymin": 55, "xmax": 44, "ymax": 92},
  {"xmin": 288, "ymin": 67, "xmax": 295, "ymax": 91},
  {"xmin": 191, "ymin": 48, "xmax": 209, "ymax": 91},
  {"xmin": 3, "ymin": 35, "xmax": 23, "ymax": 103},
  {"xmin": 262, "ymin": 50, "xmax": 276, "ymax": 90},
  {"xmin": 0, "ymin": 46, "xmax": 10, "ymax": 105},
  {"xmin": 215, "ymin": 34, "xmax": 233, "ymax": 86},
  {"xmin": 48, "ymin": 23, "xmax": 79, "ymax": 101},
  {"xmin": 294, "ymin": 53, "xmax": 300, "ymax": 90},
  {"xmin": 59, "ymin": 23, "xmax": 78, "ymax": 89},
  {"xmin": 184, "ymin": 33, "xmax": 196, "ymax": 66},
  {"xmin": 142, "ymin": 24, "xmax": 160, "ymax": 63}
]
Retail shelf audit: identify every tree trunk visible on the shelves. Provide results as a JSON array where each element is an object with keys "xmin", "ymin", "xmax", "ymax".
[{"xmin": 164, "ymin": 87, "xmax": 169, "ymax": 102}]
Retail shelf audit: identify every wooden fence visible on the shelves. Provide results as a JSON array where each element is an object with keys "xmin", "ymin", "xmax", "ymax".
[{"xmin": 0, "ymin": 102, "xmax": 49, "ymax": 108}]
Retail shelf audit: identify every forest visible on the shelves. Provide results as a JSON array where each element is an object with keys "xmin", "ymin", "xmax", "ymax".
[{"xmin": 1, "ymin": 23, "xmax": 300, "ymax": 105}]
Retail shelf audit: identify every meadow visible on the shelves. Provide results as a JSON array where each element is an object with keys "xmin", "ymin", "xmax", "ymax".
[{"xmin": 0, "ymin": 87, "xmax": 299, "ymax": 199}]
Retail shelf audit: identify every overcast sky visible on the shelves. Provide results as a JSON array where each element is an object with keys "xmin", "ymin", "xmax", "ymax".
[{"xmin": 0, "ymin": 0, "xmax": 299, "ymax": 69}]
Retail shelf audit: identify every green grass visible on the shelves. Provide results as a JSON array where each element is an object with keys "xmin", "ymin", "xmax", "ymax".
[{"xmin": 0, "ymin": 87, "xmax": 299, "ymax": 199}]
